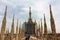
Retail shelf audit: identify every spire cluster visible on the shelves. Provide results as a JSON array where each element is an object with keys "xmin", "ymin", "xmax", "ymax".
[{"xmin": 0, "ymin": 5, "xmax": 56, "ymax": 40}]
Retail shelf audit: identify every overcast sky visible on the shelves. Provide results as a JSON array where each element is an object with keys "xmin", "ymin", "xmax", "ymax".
[{"xmin": 0, "ymin": 0, "xmax": 60, "ymax": 33}]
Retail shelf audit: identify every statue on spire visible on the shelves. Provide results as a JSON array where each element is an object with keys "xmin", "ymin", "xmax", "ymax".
[
  {"xmin": 44, "ymin": 14, "xmax": 47, "ymax": 34},
  {"xmin": 49, "ymin": 4, "xmax": 56, "ymax": 34},
  {"xmin": 1, "ymin": 6, "xmax": 7, "ymax": 34},
  {"xmin": 29, "ymin": 7, "xmax": 31, "ymax": 19},
  {"xmin": 28, "ymin": 7, "xmax": 32, "ymax": 22},
  {"xmin": 1, "ymin": 5, "xmax": 7, "ymax": 40},
  {"xmin": 11, "ymin": 14, "xmax": 14, "ymax": 34},
  {"xmin": 10, "ymin": 14, "xmax": 14, "ymax": 40},
  {"xmin": 16, "ymin": 19, "xmax": 18, "ymax": 40}
]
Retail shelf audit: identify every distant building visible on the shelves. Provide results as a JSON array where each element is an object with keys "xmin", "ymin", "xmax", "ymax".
[
  {"xmin": 24, "ymin": 7, "xmax": 36, "ymax": 36},
  {"xmin": 22, "ymin": 7, "xmax": 36, "ymax": 40}
]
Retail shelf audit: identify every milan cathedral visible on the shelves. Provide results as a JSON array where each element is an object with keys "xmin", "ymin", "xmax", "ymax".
[{"xmin": 0, "ymin": 5, "xmax": 60, "ymax": 40}]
